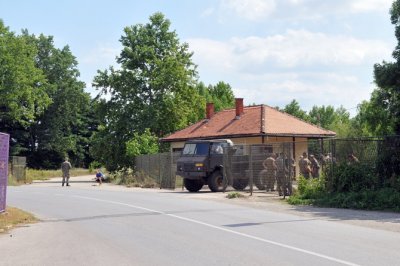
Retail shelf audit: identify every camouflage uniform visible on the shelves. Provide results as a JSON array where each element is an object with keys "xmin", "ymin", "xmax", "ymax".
[
  {"xmin": 310, "ymin": 155, "xmax": 320, "ymax": 178},
  {"xmin": 298, "ymin": 153, "xmax": 311, "ymax": 179},
  {"xmin": 61, "ymin": 159, "xmax": 72, "ymax": 186},
  {"xmin": 276, "ymin": 154, "xmax": 288, "ymax": 196},
  {"xmin": 263, "ymin": 154, "xmax": 277, "ymax": 191}
]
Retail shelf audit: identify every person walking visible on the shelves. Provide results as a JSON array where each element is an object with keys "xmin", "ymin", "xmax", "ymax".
[{"xmin": 61, "ymin": 158, "xmax": 72, "ymax": 187}]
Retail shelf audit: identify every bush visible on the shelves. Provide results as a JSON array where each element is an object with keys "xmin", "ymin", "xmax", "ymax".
[{"xmin": 109, "ymin": 168, "xmax": 158, "ymax": 188}]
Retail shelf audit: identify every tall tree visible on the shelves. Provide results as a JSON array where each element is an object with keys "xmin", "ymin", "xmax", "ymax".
[
  {"xmin": 197, "ymin": 81, "xmax": 235, "ymax": 112},
  {"xmin": 372, "ymin": 0, "xmax": 400, "ymax": 134},
  {"xmin": 92, "ymin": 13, "xmax": 202, "ymax": 170},
  {"xmin": 22, "ymin": 33, "xmax": 94, "ymax": 168},
  {"xmin": 283, "ymin": 99, "xmax": 309, "ymax": 121},
  {"xmin": 0, "ymin": 20, "xmax": 50, "ymax": 155}
]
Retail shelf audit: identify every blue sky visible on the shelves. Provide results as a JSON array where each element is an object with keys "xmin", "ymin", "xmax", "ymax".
[{"xmin": 0, "ymin": 0, "xmax": 396, "ymax": 116}]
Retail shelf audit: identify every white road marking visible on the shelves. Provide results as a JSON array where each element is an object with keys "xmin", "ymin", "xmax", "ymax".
[{"xmin": 72, "ymin": 195, "xmax": 360, "ymax": 266}]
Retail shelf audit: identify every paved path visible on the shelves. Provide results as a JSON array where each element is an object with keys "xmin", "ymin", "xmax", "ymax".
[{"xmin": 1, "ymin": 176, "xmax": 400, "ymax": 266}]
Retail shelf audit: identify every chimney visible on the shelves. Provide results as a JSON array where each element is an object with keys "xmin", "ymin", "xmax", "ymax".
[
  {"xmin": 235, "ymin": 98, "xmax": 244, "ymax": 119},
  {"xmin": 206, "ymin": 102, "xmax": 214, "ymax": 120}
]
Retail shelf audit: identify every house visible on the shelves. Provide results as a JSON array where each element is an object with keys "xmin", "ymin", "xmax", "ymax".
[{"xmin": 161, "ymin": 98, "xmax": 336, "ymax": 164}]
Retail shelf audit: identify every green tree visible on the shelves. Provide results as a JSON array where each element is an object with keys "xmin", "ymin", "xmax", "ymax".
[
  {"xmin": 283, "ymin": 99, "xmax": 309, "ymax": 121},
  {"xmin": 197, "ymin": 81, "xmax": 235, "ymax": 112},
  {"xmin": 92, "ymin": 13, "xmax": 202, "ymax": 170},
  {"xmin": 372, "ymin": 0, "xmax": 400, "ymax": 134},
  {"xmin": 22, "ymin": 33, "xmax": 94, "ymax": 168},
  {"xmin": 0, "ymin": 21, "xmax": 50, "ymax": 155},
  {"xmin": 126, "ymin": 128, "xmax": 159, "ymax": 157}
]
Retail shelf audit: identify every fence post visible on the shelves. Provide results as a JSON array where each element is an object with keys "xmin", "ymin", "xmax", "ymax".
[
  {"xmin": 159, "ymin": 153, "xmax": 162, "ymax": 189},
  {"xmin": 249, "ymin": 145, "xmax": 253, "ymax": 196}
]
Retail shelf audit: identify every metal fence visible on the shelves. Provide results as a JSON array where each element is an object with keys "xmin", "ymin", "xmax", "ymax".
[
  {"xmin": 135, "ymin": 151, "xmax": 181, "ymax": 189},
  {"xmin": 135, "ymin": 136, "xmax": 400, "ymax": 195},
  {"xmin": 10, "ymin": 156, "xmax": 26, "ymax": 182},
  {"xmin": 223, "ymin": 143, "xmax": 294, "ymax": 196}
]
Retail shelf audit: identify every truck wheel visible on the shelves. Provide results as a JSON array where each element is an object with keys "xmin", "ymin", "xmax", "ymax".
[
  {"xmin": 254, "ymin": 170, "xmax": 267, "ymax": 190},
  {"xmin": 232, "ymin": 178, "xmax": 248, "ymax": 191},
  {"xmin": 184, "ymin": 179, "xmax": 204, "ymax": 192},
  {"xmin": 208, "ymin": 171, "xmax": 226, "ymax": 192}
]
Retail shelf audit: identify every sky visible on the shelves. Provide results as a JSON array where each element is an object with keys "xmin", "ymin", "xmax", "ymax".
[{"xmin": 0, "ymin": 0, "xmax": 397, "ymax": 116}]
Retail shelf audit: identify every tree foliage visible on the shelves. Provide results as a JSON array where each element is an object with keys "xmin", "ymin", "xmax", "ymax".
[
  {"xmin": 283, "ymin": 99, "xmax": 309, "ymax": 121},
  {"xmin": 92, "ymin": 13, "xmax": 203, "ymax": 170},
  {"xmin": 126, "ymin": 128, "xmax": 159, "ymax": 158},
  {"xmin": 197, "ymin": 81, "xmax": 235, "ymax": 112},
  {"xmin": 0, "ymin": 21, "xmax": 50, "ymax": 155},
  {"xmin": 371, "ymin": 0, "xmax": 400, "ymax": 135},
  {"xmin": 0, "ymin": 20, "xmax": 95, "ymax": 168}
]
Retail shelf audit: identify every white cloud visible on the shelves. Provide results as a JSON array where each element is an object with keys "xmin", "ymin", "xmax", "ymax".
[
  {"xmin": 82, "ymin": 43, "xmax": 120, "ymax": 65},
  {"xmin": 188, "ymin": 29, "xmax": 392, "ymax": 71},
  {"xmin": 201, "ymin": 7, "xmax": 215, "ymax": 17},
  {"xmin": 350, "ymin": 0, "xmax": 392, "ymax": 12},
  {"xmin": 187, "ymin": 29, "xmax": 391, "ymax": 115},
  {"xmin": 221, "ymin": 0, "xmax": 276, "ymax": 20}
]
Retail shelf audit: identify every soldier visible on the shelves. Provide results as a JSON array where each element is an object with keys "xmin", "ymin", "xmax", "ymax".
[
  {"xmin": 309, "ymin": 154, "xmax": 320, "ymax": 178},
  {"xmin": 262, "ymin": 153, "xmax": 277, "ymax": 191},
  {"xmin": 298, "ymin": 152, "xmax": 312, "ymax": 179},
  {"xmin": 276, "ymin": 153, "xmax": 288, "ymax": 196},
  {"xmin": 61, "ymin": 158, "xmax": 72, "ymax": 187},
  {"xmin": 348, "ymin": 152, "xmax": 359, "ymax": 165}
]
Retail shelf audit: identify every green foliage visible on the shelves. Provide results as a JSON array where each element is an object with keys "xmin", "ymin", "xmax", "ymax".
[
  {"xmin": 197, "ymin": 81, "xmax": 235, "ymax": 112},
  {"xmin": 327, "ymin": 163, "xmax": 378, "ymax": 193},
  {"xmin": 0, "ymin": 21, "xmax": 51, "ymax": 156},
  {"xmin": 126, "ymin": 129, "xmax": 159, "ymax": 157},
  {"xmin": 23, "ymin": 33, "xmax": 95, "ymax": 169},
  {"xmin": 0, "ymin": 21, "xmax": 95, "ymax": 169},
  {"xmin": 108, "ymin": 168, "xmax": 158, "ymax": 188},
  {"xmin": 371, "ymin": 0, "xmax": 400, "ymax": 135},
  {"xmin": 92, "ymin": 12, "xmax": 203, "ymax": 170},
  {"xmin": 226, "ymin": 192, "xmax": 244, "ymax": 199},
  {"xmin": 284, "ymin": 100, "xmax": 309, "ymax": 121}
]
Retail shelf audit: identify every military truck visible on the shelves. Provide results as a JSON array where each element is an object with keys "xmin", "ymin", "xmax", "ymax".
[{"xmin": 176, "ymin": 139, "xmax": 235, "ymax": 192}]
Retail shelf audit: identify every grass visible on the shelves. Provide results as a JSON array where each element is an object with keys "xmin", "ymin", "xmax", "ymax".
[
  {"xmin": 0, "ymin": 207, "xmax": 37, "ymax": 233},
  {"xmin": 226, "ymin": 191, "xmax": 245, "ymax": 199},
  {"xmin": 7, "ymin": 168, "xmax": 92, "ymax": 185}
]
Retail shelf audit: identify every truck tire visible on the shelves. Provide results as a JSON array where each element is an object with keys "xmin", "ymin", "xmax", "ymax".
[
  {"xmin": 232, "ymin": 178, "xmax": 248, "ymax": 191},
  {"xmin": 208, "ymin": 170, "xmax": 226, "ymax": 192},
  {"xmin": 184, "ymin": 179, "xmax": 204, "ymax": 192}
]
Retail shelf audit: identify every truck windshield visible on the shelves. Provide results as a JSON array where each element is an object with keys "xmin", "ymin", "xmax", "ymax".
[{"xmin": 182, "ymin": 143, "xmax": 209, "ymax": 155}]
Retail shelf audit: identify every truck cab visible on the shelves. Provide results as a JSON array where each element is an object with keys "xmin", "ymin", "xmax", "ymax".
[{"xmin": 176, "ymin": 139, "xmax": 233, "ymax": 192}]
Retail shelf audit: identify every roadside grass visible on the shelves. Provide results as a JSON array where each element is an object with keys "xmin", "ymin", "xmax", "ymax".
[
  {"xmin": 226, "ymin": 191, "xmax": 245, "ymax": 199},
  {"xmin": 0, "ymin": 207, "xmax": 37, "ymax": 233},
  {"xmin": 7, "ymin": 168, "xmax": 91, "ymax": 186}
]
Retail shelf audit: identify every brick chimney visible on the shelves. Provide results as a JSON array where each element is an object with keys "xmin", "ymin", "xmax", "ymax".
[
  {"xmin": 206, "ymin": 102, "xmax": 214, "ymax": 120},
  {"xmin": 235, "ymin": 98, "xmax": 244, "ymax": 119}
]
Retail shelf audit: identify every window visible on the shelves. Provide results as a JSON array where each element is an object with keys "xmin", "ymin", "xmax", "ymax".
[{"xmin": 182, "ymin": 143, "xmax": 209, "ymax": 155}]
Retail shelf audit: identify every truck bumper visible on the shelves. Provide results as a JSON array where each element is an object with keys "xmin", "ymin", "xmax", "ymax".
[{"xmin": 176, "ymin": 171, "xmax": 205, "ymax": 179}]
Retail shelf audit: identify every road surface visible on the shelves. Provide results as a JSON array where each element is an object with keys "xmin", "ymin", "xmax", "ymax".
[{"xmin": 1, "ymin": 176, "xmax": 400, "ymax": 266}]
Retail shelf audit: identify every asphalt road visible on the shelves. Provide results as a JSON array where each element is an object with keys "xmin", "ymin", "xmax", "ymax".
[{"xmin": 1, "ymin": 176, "xmax": 400, "ymax": 266}]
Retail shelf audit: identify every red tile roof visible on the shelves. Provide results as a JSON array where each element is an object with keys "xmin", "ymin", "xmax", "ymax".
[{"xmin": 161, "ymin": 105, "xmax": 336, "ymax": 142}]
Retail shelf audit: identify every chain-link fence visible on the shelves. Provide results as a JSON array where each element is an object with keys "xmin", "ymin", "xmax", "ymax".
[
  {"xmin": 10, "ymin": 156, "xmax": 26, "ymax": 182},
  {"xmin": 223, "ymin": 143, "xmax": 294, "ymax": 197},
  {"xmin": 135, "ymin": 151, "xmax": 181, "ymax": 189},
  {"xmin": 135, "ymin": 136, "xmax": 400, "ymax": 194}
]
